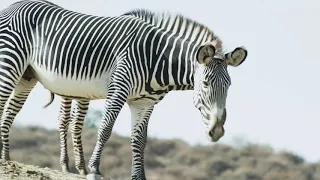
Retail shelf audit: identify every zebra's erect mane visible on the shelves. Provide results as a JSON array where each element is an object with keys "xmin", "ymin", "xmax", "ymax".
[
  {"xmin": 12, "ymin": 0, "xmax": 59, "ymax": 7},
  {"xmin": 123, "ymin": 9, "xmax": 224, "ymax": 55},
  {"xmin": 7, "ymin": 0, "xmax": 61, "ymax": 12},
  {"xmin": 30, "ymin": 0, "xmax": 61, "ymax": 7}
]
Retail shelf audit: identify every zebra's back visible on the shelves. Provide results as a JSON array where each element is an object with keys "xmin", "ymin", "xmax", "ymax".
[{"xmin": 0, "ymin": 0, "xmax": 150, "ymax": 99}]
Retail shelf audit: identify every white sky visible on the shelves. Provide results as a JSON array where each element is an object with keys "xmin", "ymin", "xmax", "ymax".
[{"xmin": 1, "ymin": 0, "xmax": 319, "ymax": 162}]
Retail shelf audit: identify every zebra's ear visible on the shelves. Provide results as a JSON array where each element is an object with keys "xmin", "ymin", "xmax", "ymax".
[
  {"xmin": 196, "ymin": 42, "xmax": 216, "ymax": 65},
  {"xmin": 225, "ymin": 46, "xmax": 247, "ymax": 67}
]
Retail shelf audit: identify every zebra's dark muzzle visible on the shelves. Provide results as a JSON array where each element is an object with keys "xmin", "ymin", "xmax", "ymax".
[
  {"xmin": 207, "ymin": 108, "xmax": 226, "ymax": 142},
  {"xmin": 208, "ymin": 123, "xmax": 225, "ymax": 142}
]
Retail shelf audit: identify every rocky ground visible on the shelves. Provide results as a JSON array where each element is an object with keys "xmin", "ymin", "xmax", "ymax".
[
  {"xmin": 0, "ymin": 126, "xmax": 319, "ymax": 180},
  {"xmin": 0, "ymin": 160, "xmax": 86, "ymax": 180}
]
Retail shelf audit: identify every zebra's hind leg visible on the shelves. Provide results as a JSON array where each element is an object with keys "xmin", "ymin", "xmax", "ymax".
[
  {"xmin": 70, "ymin": 99, "xmax": 89, "ymax": 175},
  {"xmin": 128, "ymin": 100, "xmax": 155, "ymax": 180},
  {"xmin": 58, "ymin": 97, "xmax": 72, "ymax": 173},
  {"xmin": 1, "ymin": 76, "xmax": 37, "ymax": 160}
]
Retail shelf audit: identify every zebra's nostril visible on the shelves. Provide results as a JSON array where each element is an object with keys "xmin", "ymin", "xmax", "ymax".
[{"xmin": 209, "ymin": 131, "xmax": 213, "ymax": 137}]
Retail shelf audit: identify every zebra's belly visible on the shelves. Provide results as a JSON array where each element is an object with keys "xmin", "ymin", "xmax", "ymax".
[{"xmin": 32, "ymin": 66, "xmax": 108, "ymax": 100}]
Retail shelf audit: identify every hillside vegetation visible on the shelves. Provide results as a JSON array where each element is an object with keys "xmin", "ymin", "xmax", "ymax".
[{"xmin": 1, "ymin": 126, "xmax": 319, "ymax": 180}]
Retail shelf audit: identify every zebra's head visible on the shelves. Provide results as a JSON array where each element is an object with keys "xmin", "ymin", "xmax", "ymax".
[{"xmin": 193, "ymin": 42, "xmax": 247, "ymax": 142}]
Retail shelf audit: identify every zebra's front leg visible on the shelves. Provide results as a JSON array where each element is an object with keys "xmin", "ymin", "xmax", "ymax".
[
  {"xmin": 70, "ymin": 99, "xmax": 89, "ymax": 175},
  {"xmin": 87, "ymin": 82, "xmax": 130, "ymax": 180},
  {"xmin": 128, "ymin": 101, "xmax": 155, "ymax": 180},
  {"xmin": 58, "ymin": 97, "xmax": 72, "ymax": 173},
  {"xmin": 1, "ymin": 77, "xmax": 37, "ymax": 160}
]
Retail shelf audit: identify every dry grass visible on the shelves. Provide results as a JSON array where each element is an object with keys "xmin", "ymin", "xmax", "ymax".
[{"xmin": 4, "ymin": 126, "xmax": 320, "ymax": 180}]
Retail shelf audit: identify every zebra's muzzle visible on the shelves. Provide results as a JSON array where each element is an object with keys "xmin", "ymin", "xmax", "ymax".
[
  {"xmin": 206, "ymin": 108, "xmax": 226, "ymax": 142},
  {"xmin": 208, "ymin": 123, "xmax": 225, "ymax": 142}
]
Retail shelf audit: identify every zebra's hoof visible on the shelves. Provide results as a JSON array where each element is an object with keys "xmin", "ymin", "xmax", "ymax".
[
  {"xmin": 78, "ymin": 169, "xmax": 88, "ymax": 176},
  {"xmin": 61, "ymin": 166, "xmax": 70, "ymax": 173},
  {"xmin": 86, "ymin": 173, "xmax": 102, "ymax": 180}
]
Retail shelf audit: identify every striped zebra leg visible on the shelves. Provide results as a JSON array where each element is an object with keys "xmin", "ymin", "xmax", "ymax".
[
  {"xmin": 1, "ymin": 77, "xmax": 37, "ymax": 160},
  {"xmin": 128, "ymin": 101, "xmax": 155, "ymax": 180},
  {"xmin": 0, "ymin": 44, "xmax": 30, "ymax": 160},
  {"xmin": 87, "ymin": 81, "xmax": 130, "ymax": 179},
  {"xmin": 70, "ymin": 99, "xmax": 89, "ymax": 175},
  {"xmin": 58, "ymin": 97, "xmax": 72, "ymax": 173}
]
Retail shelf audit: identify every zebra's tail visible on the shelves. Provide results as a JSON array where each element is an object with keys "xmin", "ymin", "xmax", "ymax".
[{"xmin": 43, "ymin": 91, "xmax": 55, "ymax": 108}]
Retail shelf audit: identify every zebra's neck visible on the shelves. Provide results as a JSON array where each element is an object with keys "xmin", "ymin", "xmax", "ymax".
[
  {"xmin": 131, "ymin": 24, "xmax": 197, "ymax": 94},
  {"xmin": 144, "ymin": 26, "xmax": 197, "ymax": 91},
  {"xmin": 124, "ymin": 9, "xmax": 224, "ymax": 93}
]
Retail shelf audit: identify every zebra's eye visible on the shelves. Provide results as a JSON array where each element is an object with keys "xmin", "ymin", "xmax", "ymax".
[{"xmin": 203, "ymin": 81, "xmax": 209, "ymax": 88}]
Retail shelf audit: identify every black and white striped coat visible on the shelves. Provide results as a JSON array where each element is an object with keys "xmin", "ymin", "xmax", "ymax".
[{"xmin": 0, "ymin": 1, "xmax": 248, "ymax": 179}]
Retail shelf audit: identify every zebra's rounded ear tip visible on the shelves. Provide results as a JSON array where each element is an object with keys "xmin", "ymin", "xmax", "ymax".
[
  {"xmin": 196, "ymin": 42, "xmax": 216, "ymax": 65},
  {"xmin": 233, "ymin": 46, "xmax": 248, "ymax": 58},
  {"xmin": 235, "ymin": 46, "xmax": 247, "ymax": 52}
]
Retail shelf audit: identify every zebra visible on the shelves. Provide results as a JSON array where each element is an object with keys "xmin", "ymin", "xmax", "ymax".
[
  {"xmin": 42, "ymin": 92, "xmax": 90, "ymax": 175},
  {"xmin": 0, "ymin": 1, "xmax": 248, "ymax": 180},
  {"xmin": 0, "ymin": 0, "xmax": 91, "ymax": 175}
]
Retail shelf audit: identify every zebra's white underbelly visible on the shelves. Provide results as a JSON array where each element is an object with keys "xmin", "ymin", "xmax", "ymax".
[{"xmin": 32, "ymin": 66, "xmax": 108, "ymax": 100}]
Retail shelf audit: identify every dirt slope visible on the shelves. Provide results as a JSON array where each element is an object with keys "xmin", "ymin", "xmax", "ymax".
[
  {"xmin": 0, "ymin": 160, "xmax": 86, "ymax": 180},
  {"xmin": 1, "ymin": 126, "xmax": 319, "ymax": 180}
]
